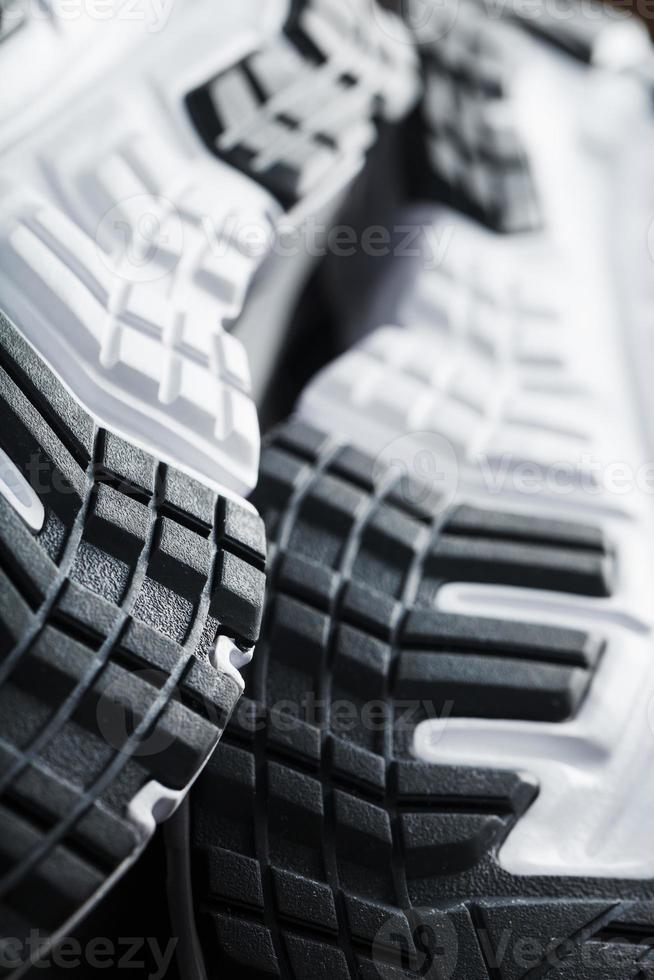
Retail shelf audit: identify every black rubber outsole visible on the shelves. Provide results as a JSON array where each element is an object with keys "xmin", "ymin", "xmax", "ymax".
[
  {"xmin": 186, "ymin": 0, "xmax": 416, "ymax": 210},
  {"xmin": 413, "ymin": 2, "xmax": 542, "ymax": 235},
  {"xmin": 189, "ymin": 420, "xmax": 654, "ymax": 980},
  {"xmin": 0, "ymin": 311, "xmax": 266, "ymax": 977}
]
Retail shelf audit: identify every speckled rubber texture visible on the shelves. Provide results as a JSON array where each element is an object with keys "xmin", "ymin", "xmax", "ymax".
[
  {"xmin": 187, "ymin": 422, "xmax": 654, "ymax": 980},
  {"xmin": 0, "ymin": 310, "xmax": 266, "ymax": 977}
]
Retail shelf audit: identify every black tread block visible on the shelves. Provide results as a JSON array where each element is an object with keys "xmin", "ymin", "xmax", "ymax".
[
  {"xmin": 403, "ymin": 610, "xmax": 602, "ymax": 669},
  {"xmin": 185, "ymin": 1, "xmax": 411, "ymax": 210},
  {"xmin": 412, "ymin": 6, "xmax": 542, "ymax": 233},
  {"xmin": 202, "ymin": 845, "xmax": 265, "ymax": 909},
  {"xmin": 255, "ymin": 423, "xmax": 607, "ymax": 726},
  {"xmin": 210, "ymin": 915, "xmax": 280, "ymax": 976},
  {"xmin": 0, "ymin": 312, "xmax": 266, "ymax": 973},
  {"xmin": 272, "ymin": 867, "xmax": 338, "ymax": 931},
  {"xmin": 401, "ymin": 811, "xmax": 507, "ymax": 877},
  {"xmin": 445, "ymin": 504, "xmax": 606, "ymax": 552},
  {"xmin": 428, "ymin": 534, "xmax": 612, "ymax": 598},
  {"xmin": 395, "ymin": 650, "xmax": 590, "ymax": 722},
  {"xmin": 190, "ymin": 423, "xmax": 643, "ymax": 980}
]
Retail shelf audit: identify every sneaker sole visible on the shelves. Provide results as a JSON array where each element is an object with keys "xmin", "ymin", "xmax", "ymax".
[
  {"xmin": 183, "ymin": 420, "xmax": 654, "ymax": 980},
  {"xmin": 0, "ymin": 310, "xmax": 266, "ymax": 978}
]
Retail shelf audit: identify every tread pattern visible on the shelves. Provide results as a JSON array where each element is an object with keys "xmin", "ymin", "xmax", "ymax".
[
  {"xmin": 414, "ymin": 3, "xmax": 541, "ymax": 233},
  {"xmin": 186, "ymin": 0, "xmax": 418, "ymax": 208},
  {"xmin": 252, "ymin": 422, "xmax": 610, "ymax": 720},
  {"xmin": 0, "ymin": 311, "xmax": 266, "ymax": 974},
  {"xmin": 299, "ymin": 323, "xmax": 608, "ymax": 491},
  {"xmin": 41, "ymin": 122, "xmax": 278, "ymax": 323},
  {"xmin": 300, "ymin": 204, "xmax": 640, "ymax": 520},
  {"xmin": 187, "ymin": 422, "xmax": 654, "ymax": 980},
  {"xmin": 0, "ymin": 190, "xmax": 261, "ymax": 496}
]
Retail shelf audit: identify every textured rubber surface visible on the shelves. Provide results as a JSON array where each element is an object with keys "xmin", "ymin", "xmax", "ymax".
[
  {"xmin": 0, "ymin": 189, "xmax": 261, "ymax": 497},
  {"xmin": 186, "ymin": 422, "xmax": 654, "ymax": 980},
  {"xmin": 0, "ymin": 311, "xmax": 266, "ymax": 976},
  {"xmin": 298, "ymin": 187, "xmax": 654, "ymax": 884},
  {"xmin": 187, "ymin": 0, "xmax": 418, "ymax": 210}
]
